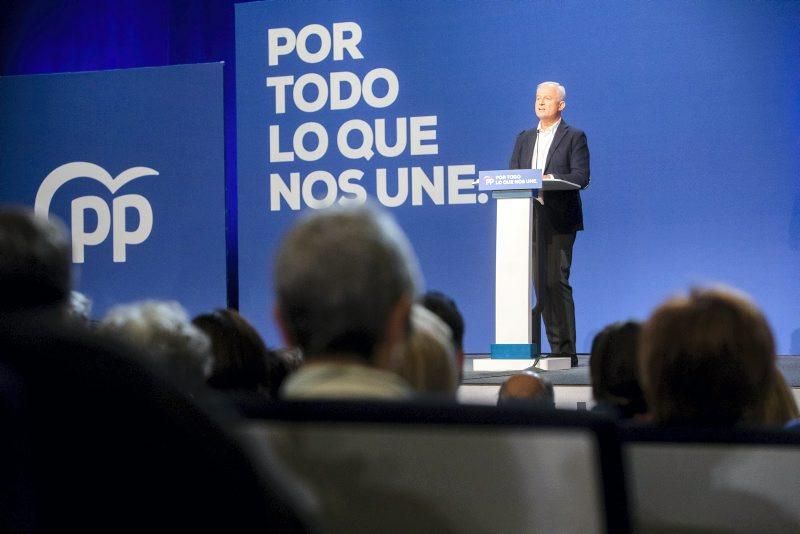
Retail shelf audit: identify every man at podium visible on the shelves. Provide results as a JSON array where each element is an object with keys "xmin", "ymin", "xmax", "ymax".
[{"xmin": 508, "ymin": 81, "xmax": 590, "ymax": 366}]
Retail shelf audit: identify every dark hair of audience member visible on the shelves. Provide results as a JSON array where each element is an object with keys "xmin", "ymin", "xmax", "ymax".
[
  {"xmin": 497, "ymin": 371, "xmax": 555, "ymax": 408},
  {"xmin": 0, "ymin": 207, "xmax": 71, "ymax": 313},
  {"xmin": 589, "ymin": 320, "xmax": 647, "ymax": 419},
  {"xmin": 421, "ymin": 290, "xmax": 466, "ymax": 381},
  {"xmin": 193, "ymin": 309, "xmax": 297, "ymax": 398},
  {"xmin": 421, "ymin": 291, "xmax": 464, "ymax": 350},
  {"xmin": 639, "ymin": 287, "xmax": 775, "ymax": 427}
]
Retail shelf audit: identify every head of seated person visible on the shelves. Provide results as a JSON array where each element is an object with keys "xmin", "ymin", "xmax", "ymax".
[
  {"xmin": 274, "ymin": 204, "xmax": 421, "ymax": 400},
  {"xmin": 66, "ymin": 290, "xmax": 93, "ymax": 325},
  {"xmin": 397, "ymin": 304, "xmax": 458, "ymax": 398},
  {"xmin": 0, "ymin": 315, "xmax": 311, "ymax": 531},
  {"xmin": 0, "ymin": 207, "xmax": 71, "ymax": 317},
  {"xmin": 589, "ymin": 320, "xmax": 647, "ymax": 420},
  {"xmin": 99, "ymin": 300, "xmax": 211, "ymax": 392},
  {"xmin": 742, "ymin": 368, "xmax": 799, "ymax": 427},
  {"xmin": 193, "ymin": 308, "xmax": 299, "ymax": 399},
  {"xmin": 640, "ymin": 286, "xmax": 775, "ymax": 427},
  {"xmin": 421, "ymin": 290, "xmax": 466, "ymax": 383},
  {"xmin": 497, "ymin": 371, "xmax": 555, "ymax": 408}
]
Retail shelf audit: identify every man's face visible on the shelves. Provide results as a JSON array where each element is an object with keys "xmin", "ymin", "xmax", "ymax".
[{"xmin": 534, "ymin": 85, "xmax": 565, "ymax": 123}]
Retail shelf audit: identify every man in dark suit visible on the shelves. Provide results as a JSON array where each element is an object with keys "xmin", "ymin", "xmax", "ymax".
[{"xmin": 508, "ymin": 81, "xmax": 590, "ymax": 366}]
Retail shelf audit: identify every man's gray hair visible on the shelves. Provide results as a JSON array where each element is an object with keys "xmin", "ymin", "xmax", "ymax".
[
  {"xmin": 99, "ymin": 300, "xmax": 211, "ymax": 385},
  {"xmin": 67, "ymin": 290, "xmax": 93, "ymax": 323},
  {"xmin": 537, "ymin": 81, "xmax": 566, "ymax": 101},
  {"xmin": 274, "ymin": 203, "xmax": 422, "ymax": 360},
  {"xmin": 0, "ymin": 207, "xmax": 71, "ymax": 311}
]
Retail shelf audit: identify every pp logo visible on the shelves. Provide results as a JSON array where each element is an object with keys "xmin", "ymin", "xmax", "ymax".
[{"xmin": 34, "ymin": 162, "xmax": 159, "ymax": 263}]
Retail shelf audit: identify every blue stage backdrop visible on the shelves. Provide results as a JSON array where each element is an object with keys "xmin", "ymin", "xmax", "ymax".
[
  {"xmin": 0, "ymin": 63, "xmax": 227, "ymax": 317},
  {"xmin": 236, "ymin": 0, "xmax": 800, "ymax": 354}
]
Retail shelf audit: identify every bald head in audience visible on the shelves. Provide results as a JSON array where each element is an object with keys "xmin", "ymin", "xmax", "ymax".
[{"xmin": 497, "ymin": 371, "xmax": 555, "ymax": 408}]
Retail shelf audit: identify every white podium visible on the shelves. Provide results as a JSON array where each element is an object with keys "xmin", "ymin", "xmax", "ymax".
[{"xmin": 473, "ymin": 173, "xmax": 580, "ymax": 372}]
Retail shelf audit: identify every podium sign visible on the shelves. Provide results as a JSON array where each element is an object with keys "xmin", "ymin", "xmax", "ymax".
[{"xmin": 478, "ymin": 169, "xmax": 542, "ymax": 191}]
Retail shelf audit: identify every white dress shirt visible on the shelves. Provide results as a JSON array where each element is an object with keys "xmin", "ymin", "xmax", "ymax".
[
  {"xmin": 531, "ymin": 119, "xmax": 560, "ymax": 202},
  {"xmin": 531, "ymin": 119, "xmax": 560, "ymax": 171}
]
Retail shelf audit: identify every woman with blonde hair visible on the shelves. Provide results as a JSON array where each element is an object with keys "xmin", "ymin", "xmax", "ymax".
[{"xmin": 398, "ymin": 305, "xmax": 458, "ymax": 397}]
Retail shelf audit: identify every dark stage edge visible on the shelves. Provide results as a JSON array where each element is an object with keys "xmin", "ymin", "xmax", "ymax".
[{"xmin": 462, "ymin": 354, "xmax": 800, "ymax": 387}]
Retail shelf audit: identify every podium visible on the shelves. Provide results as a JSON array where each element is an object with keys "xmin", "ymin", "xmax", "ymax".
[{"xmin": 473, "ymin": 170, "xmax": 580, "ymax": 372}]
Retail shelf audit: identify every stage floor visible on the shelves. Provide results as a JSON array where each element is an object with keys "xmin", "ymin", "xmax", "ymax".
[
  {"xmin": 463, "ymin": 354, "xmax": 800, "ymax": 386},
  {"xmin": 459, "ymin": 354, "xmax": 800, "ymax": 409}
]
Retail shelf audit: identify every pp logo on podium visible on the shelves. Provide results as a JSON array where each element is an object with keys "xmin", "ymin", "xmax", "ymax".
[{"xmin": 34, "ymin": 162, "xmax": 159, "ymax": 263}]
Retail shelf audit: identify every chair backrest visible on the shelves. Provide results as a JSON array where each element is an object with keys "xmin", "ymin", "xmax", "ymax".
[
  {"xmin": 622, "ymin": 426, "xmax": 800, "ymax": 533},
  {"xmin": 238, "ymin": 400, "xmax": 630, "ymax": 534}
]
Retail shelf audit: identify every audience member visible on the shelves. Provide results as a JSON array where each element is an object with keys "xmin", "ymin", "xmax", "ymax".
[
  {"xmin": 66, "ymin": 290, "xmax": 93, "ymax": 324},
  {"xmin": 421, "ymin": 290, "xmax": 466, "ymax": 382},
  {"xmin": 639, "ymin": 287, "xmax": 775, "ymax": 426},
  {"xmin": 99, "ymin": 300, "xmax": 211, "ymax": 391},
  {"xmin": 277, "ymin": 346, "xmax": 304, "ymax": 376},
  {"xmin": 589, "ymin": 321, "xmax": 647, "ymax": 420},
  {"xmin": 497, "ymin": 371, "xmax": 555, "ymax": 408},
  {"xmin": 0, "ymin": 207, "xmax": 71, "ymax": 315},
  {"xmin": 0, "ymin": 313, "xmax": 311, "ymax": 532},
  {"xmin": 193, "ymin": 308, "xmax": 299, "ymax": 398},
  {"xmin": 274, "ymin": 204, "xmax": 421, "ymax": 400},
  {"xmin": 743, "ymin": 368, "xmax": 799, "ymax": 427},
  {"xmin": 398, "ymin": 304, "xmax": 458, "ymax": 397}
]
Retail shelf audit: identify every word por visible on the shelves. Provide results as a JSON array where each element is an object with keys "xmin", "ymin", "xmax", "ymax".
[{"xmin": 268, "ymin": 22, "xmax": 363, "ymax": 66}]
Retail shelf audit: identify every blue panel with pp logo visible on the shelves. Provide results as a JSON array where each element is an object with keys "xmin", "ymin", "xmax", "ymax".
[{"xmin": 0, "ymin": 63, "xmax": 226, "ymax": 317}]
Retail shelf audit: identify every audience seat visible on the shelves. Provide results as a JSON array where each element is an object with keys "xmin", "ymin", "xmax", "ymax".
[
  {"xmin": 237, "ymin": 400, "xmax": 630, "ymax": 534},
  {"xmin": 622, "ymin": 426, "xmax": 800, "ymax": 533}
]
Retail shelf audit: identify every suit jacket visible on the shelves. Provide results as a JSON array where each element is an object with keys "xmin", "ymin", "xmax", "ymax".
[{"xmin": 508, "ymin": 120, "xmax": 590, "ymax": 233}]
